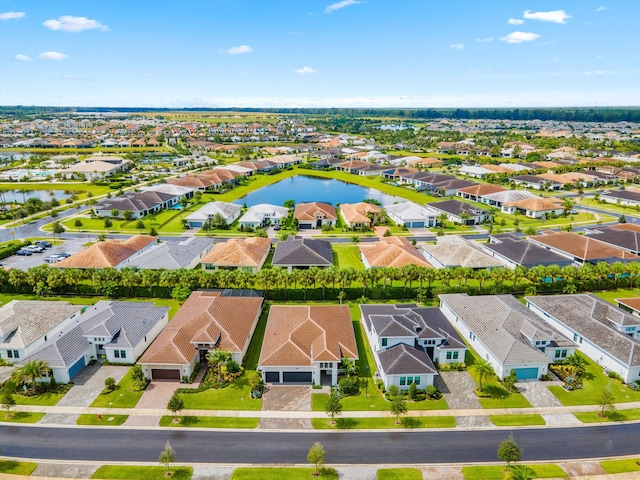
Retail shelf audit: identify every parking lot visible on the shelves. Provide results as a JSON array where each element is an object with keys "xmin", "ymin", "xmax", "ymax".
[{"xmin": 1, "ymin": 236, "xmax": 87, "ymax": 269}]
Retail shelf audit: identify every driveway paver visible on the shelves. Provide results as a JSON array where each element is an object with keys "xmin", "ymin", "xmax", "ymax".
[
  {"xmin": 515, "ymin": 380, "xmax": 563, "ymax": 408},
  {"xmin": 436, "ymin": 371, "xmax": 482, "ymax": 409},
  {"xmin": 258, "ymin": 385, "xmax": 311, "ymax": 429},
  {"xmin": 32, "ymin": 463, "xmax": 98, "ymax": 479},
  {"xmin": 192, "ymin": 466, "xmax": 235, "ymax": 480}
]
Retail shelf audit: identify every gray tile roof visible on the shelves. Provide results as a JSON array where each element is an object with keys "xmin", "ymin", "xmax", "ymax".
[
  {"xmin": 378, "ymin": 343, "xmax": 437, "ymax": 375},
  {"xmin": 125, "ymin": 237, "xmax": 214, "ymax": 270},
  {"xmin": 483, "ymin": 235, "xmax": 573, "ymax": 267},
  {"xmin": 429, "ymin": 199, "xmax": 488, "ymax": 216},
  {"xmin": 272, "ymin": 236, "xmax": 333, "ymax": 267},
  {"xmin": 439, "ymin": 294, "xmax": 563, "ymax": 365},
  {"xmin": 525, "ymin": 294, "xmax": 640, "ymax": 368},
  {"xmin": 584, "ymin": 227, "xmax": 640, "ymax": 254},
  {"xmin": 0, "ymin": 301, "xmax": 83, "ymax": 349},
  {"xmin": 422, "ymin": 236, "xmax": 506, "ymax": 269},
  {"xmin": 20, "ymin": 301, "xmax": 169, "ymax": 369}
]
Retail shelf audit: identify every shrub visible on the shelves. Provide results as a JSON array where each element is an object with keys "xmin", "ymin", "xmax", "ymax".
[
  {"xmin": 607, "ymin": 370, "xmax": 624, "ymax": 383},
  {"xmin": 540, "ymin": 373, "xmax": 552, "ymax": 381},
  {"xmin": 408, "ymin": 382, "xmax": 418, "ymax": 401},
  {"xmin": 425, "ymin": 385, "xmax": 441, "ymax": 400},
  {"xmin": 104, "ymin": 377, "xmax": 116, "ymax": 392},
  {"xmin": 338, "ymin": 376, "xmax": 359, "ymax": 396}
]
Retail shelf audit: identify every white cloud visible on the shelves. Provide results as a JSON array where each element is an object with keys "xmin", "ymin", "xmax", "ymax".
[
  {"xmin": 523, "ymin": 10, "xmax": 571, "ymax": 24},
  {"xmin": 500, "ymin": 31, "xmax": 540, "ymax": 44},
  {"xmin": 585, "ymin": 70, "xmax": 614, "ymax": 75},
  {"xmin": 294, "ymin": 66, "xmax": 316, "ymax": 75},
  {"xmin": 450, "ymin": 43, "xmax": 464, "ymax": 50},
  {"xmin": 14, "ymin": 54, "xmax": 30, "ymax": 61},
  {"xmin": 596, "ymin": 6, "xmax": 608, "ymax": 11},
  {"xmin": 325, "ymin": 0, "xmax": 362, "ymax": 14},
  {"xmin": 38, "ymin": 51, "xmax": 68, "ymax": 60},
  {"xmin": 475, "ymin": 37, "xmax": 493, "ymax": 43},
  {"xmin": 0, "ymin": 11, "xmax": 26, "ymax": 20},
  {"xmin": 508, "ymin": 18, "xmax": 525, "ymax": 25},
  {"xmin": 223, "ymin": 45, "xmax": 252, "ymax": 55},
  {"xmin": 43, "ymin": 15, "xmax": 109, "ymax": 32}
]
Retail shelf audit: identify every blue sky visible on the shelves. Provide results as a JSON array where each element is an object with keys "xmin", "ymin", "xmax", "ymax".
[{"xmin": 1, "ymin": 0, "xmax": 638, "ymax": 108}]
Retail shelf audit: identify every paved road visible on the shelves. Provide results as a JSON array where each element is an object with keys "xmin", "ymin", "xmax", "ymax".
[{"xmin": 2, "ymin": 423, "xmax": 639, "ymax": 464}]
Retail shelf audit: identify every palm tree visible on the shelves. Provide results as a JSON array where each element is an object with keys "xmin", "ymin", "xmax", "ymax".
[
  {"xmin": 469, "ymin": 359, "xmax": 494, "ymax": 393},
  {"xmin": 12, "ymin": 359, "xmax": 50, "ymax": 393},
  {"xmin": 505, "ymin": 465, "xmax": 535, "ymax": 480},
  {"xmin": 206, "ymin": 349, "xmax": 231, "ymax": 384}
]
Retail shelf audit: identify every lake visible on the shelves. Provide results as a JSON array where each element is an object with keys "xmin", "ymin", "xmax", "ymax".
[
  {"xmin": 0, "ymin": 189, "xmax": 72, "ymax": 204},
  {"xmin": 233, "ymin": 175, "xmax": 404, "ymax": 207}
]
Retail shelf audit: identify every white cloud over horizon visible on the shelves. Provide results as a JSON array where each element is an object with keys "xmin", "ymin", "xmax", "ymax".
[
  {"xmin": 596, "ymin": 6, "xmax": 609, "ymax": 12},
  {"xmin": 450, "ymin": 43, "xmax": 464, "ymax": 50},
  {"xmin": 14, "ymin": 54, "xmax": 30, "ymax": 61},
  {"xmin": 223, "ymin": 45, "xmax": 253, "ymax": 55},
  {"xmin": 523, "ymin": 10, "xmax": 571, "ymax": 24},
  {"xmin": 0, "ymin": 11, "xmax": 26, "ymax": 20},
  {"xmin": 294, "ymin": 66, "xmax": 316, "ymax": 75},
  {"xmin": 500, "ymin": 31, "xmax": 540, "ymax": 44},
  {"xmin": 508, "ymin": 18, "xmax": 525, "ymax": 25},
  {"xmin": 43, "ymin": 15, "xmax": 109, "ymax": 32},
  {"xmin": 38, "ymin": 51, "xmax": 68, "ymax": 60},
  {"xmin": 475, "ymin": 37, "xmax": 493, "ymax": 43},
  {"xmin": 325, "ymin": 0, "xmax": 361, "ymax": 14}
]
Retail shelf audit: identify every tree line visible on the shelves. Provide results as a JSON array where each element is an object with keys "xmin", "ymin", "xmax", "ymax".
[{"xmin": 1, "ymin": 261, "xmax": 638, "ymax": 302}]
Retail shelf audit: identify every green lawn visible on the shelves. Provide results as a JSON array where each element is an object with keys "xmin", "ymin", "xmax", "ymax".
[
  {"xmin": 0, "ymin": 460, "xmax": 38, "ymax": 476},
  {"xmin": 377, "ymin": 468, "xmax": 423, "ymax": 480},
  {"xmin": 159, "ymin": 415, "xmax": 258, "ymax": 428},
  {"xmin": 0, "ymin": 412, "xmax": 45, "ymax": 423},
  {"xmin": 243, "ymin": 309, "xmax": 269, "ymax": 370},
  {"xmin": 333, "ymin": 244, "xmax": 366, "ymax": 270},
  {"xmin": 230, "ymin": 467, "xmax": 338, "ymax": 480},
  {"xmin": 489, "ymin": 414, "xmax": 545, "ymax": 426},
  {"xmin": 462, "ymin": 464, "xmax": 567, "ymax": 480},
  {"xmin": 600, "ymin": 458, "xmax": 640, "ymax": 474},
  {"xmin": 595, "ymin": 288, "xmax": 640, "ymax": 305},
  {"xmin": 548, "ymin": 355, "xmax": 640, "ymax": 406},
  {"xmin": 574, "ymin": 408, "xmax": 640, "ymax": 423},
  {"xmin": 90, "ymin": 368, "xmax": 145, "ymax": 408},
  {"xmin": 13, "ymin": 391, "xmax": 64, "ymax": 406},
  {"xmin": 180, "ymin": 375, "xmax": 262, "ymax": 411},
  {"xmin": 312, "ymin": 416, "xmax": 455, "ymax": 429},
  {"xmin": 91, "ymin": 465, "xmax": 193, "ymax": 480},
  {"xmin": 76, "ymin": 414, "xmax": 128, "ymax": 426}
]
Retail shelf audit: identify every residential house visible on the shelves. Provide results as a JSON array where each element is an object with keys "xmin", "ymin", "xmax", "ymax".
[
  {"xmin": 501, "ymin": 197, "xmax": 565, "ymax": 219},
  {"xmin": 429, "ymin": 199, "xmax": 491, "ymax": 225},
  {"xmin": 93, "ymin": 191, "xmax": 182, "ymax": 219},
  {"xmin": 456, "ymin": 184, "xmax": 506, "ymax": 202},
  {"xmin": 511, "ymin": 174, "xmax": 563, "ymax": 191},
  {"xmin": 65, "ymin": 159, "xmax": 131, "ymax": 180},
  {"xmin": 21, "ymin": 301, "xmax": 169, "ymax": 383},
  {"xmin": 440, "ymin": 293, "xmax": 575, "ymax": 380},
  {"xmin": 385, "ymin": 201, "xmax": 438, "ymax": 228},
  {"xmin": 259, "ymin": 305, "xmax": 358, "ymax": 385},
  {"xmin": 200, "ymin": 237, "xmax": 271, "ymax": 274},
  {"xmin": 528, "ymin": 231, "xmax": 639, "ymax": 265},
  {"xmin": 360, "ymin": 237, "xmax": 432, "ymax": 269},
  {"xmin": 336, "ymin": 160, "xmax": 388, "ymax": 176},
  {"xmin": 339, "ymin": 202, "xmax": 382, "ymax": 230},
  {"xmin": 479, "ymin": 190, "xmax": 538, "ymax": 209},
  {"xmin": 482, "ymin": 233, "xmax": 573, "ymax": 269},
  {"xmin": 600, "ymin": 189, "xmax": 640, "ymax": 208},
  {"xmin": 185, "ymin": 201, "xmax": 242, "ymax": 228},
  {"xmin": 584, "ymin": 226, "xmax": 640, "ymax": 255},
  {"xmin": 294, "ymin": 202, "xmax": 337, "ymax": 229},
  {"xmin": 526, "ymin": 294, "xmax": 640, "ymax": 384},
  {"xmin": 361, "ymin": 304, "xmax": 467, "ymax": 390},
  {"xmin": 459, "ymin": 165, "xmax": 494, "ymax": 179},
  {"xmin": 422, "ymin": 236, "xmax": 507, "ymax": 270},
  {"xmin": 140, "ymin": 184, "xmax": 196, "ymax": 201},
  {"xmin": 238, "ymin": 204, "xmax": 289, "ymax": 229},
  {"xmin": 125, "ymin": 237, "xmax": 214, "ymax": 270},
  {"xmin": 0, "ymin": 301, "xmax": 83, "ymax": 362},
  {"xmin": 139, "ymin": 290, "xmax": 263, "ymax": 381},
  {"xmin": 55, "ymin": 235, "xmax": 157, "ymax": 269},
  {"xmin": 272, "ymin": 236, "xmax": 333, "ymax": 271},
  {"xmin": 616, "ymin": 297, "xmax": 640, "ymax": 318}
]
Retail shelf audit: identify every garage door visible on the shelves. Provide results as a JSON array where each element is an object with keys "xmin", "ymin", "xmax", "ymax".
[
  {"xmin": 410, "ymin": 221, "xmax": 425, "ymax": 228},
  {"xmin": 189, "ymin": 221, "xmax": 203, "ymax": 228},
  {"xmin": 151, "ymin": 369, "xmax": 180, "ymax": 381},
  {"xmin": 512, "ymin": 367, "xmax": 538, "ymax": 380},
  {"xmin": 265, "ymin": 372, "xmax": 279, "ymax": 383},
  {"xmin": 298, "ymin": 224, "xmax": 312, "ymax": 229},
  {"xmin": 282, "ymin": 372, "xmax": 312, "ymax": 383},
  {"xmin": 68, "ymin": 356, "xmax": 86, "ymax": 380}
]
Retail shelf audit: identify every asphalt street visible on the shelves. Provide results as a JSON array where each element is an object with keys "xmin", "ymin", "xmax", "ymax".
[{"xmin": 1, "ymin": 423, "xmax": 639, "ymax": 464}]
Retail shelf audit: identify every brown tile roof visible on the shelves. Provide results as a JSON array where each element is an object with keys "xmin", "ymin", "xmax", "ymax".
[
  {"xmin": 529, "ymin": 231, "xmax": 639, "ymax": 261},
  {"xmin": 615, "ymin": 297, "xmax": 640, "ymax": 313},
  {"xmin": 259, "ymin": 305, "xmax": 358, "ymax": 367},
  {"xmin": 294, "ymin": 202, "xmax": 337, "ymax": 221},
  {"xmin": 360, "ymin": 237, "xmax": 432, "ymax": 268},
  {"xmin": 503, "ymin": 197, "xmax": 563, "ymax": 211},
  {"xmin": 611, "ymin": 224, "xmax": 640, "ymax": 233},
  {"xmin": 405, "ymin": 157, "xmax": 443, "ymax": 167},
  {"xmin": 56, "ymin": 235, "xmax": 156, "ymax": 268},
  {"xmin": 339, "ymin": 202, "xmax": 381, "ymax": 225},
  {"xmin": 481, "ymin": 164, "xmax": 514, "ymax": 174},
  {"xmin": 200, "ymin": 238, "xmax": 271, "ymax": 267},
  {"xmin": 139, "ymin": 291, "xmax": 263, "ymax": 365},
  {"xmin": 457, "ymin": 184, "xmax": 506, "ymax": 196},
  {"xmin": 169, "ymin": 175, "xmax": 217, "ymax": 189}
]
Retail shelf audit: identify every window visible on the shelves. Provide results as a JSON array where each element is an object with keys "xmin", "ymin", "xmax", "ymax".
[
  {"xmin": 452, "ymin": 351, "xmax": 459, "ymax": 360},
  {"xmin": 7, "ymin": 350, "xmax": 12, "ymax": 358},
  {"xmin": 555, "ymin": 350, "xmax": 561, "ymax": 359},
  {"xmin": 407, "ymin": 377, "xmax": 413, "ymax": 385},
  {"xmin": 114, "ymin": 350, "xmax": 120, "ymax": 358},
  {"xmin": 446, "ymin": 351, "xmax": 453, "ymax": 360},
  {"xmin": 120, "ymin": 350, "xmax": 126, "ymax": 358},
  {"xmin": 414, "ymin": 377, "xmax": 420, "ymax": 385},
  {"xmin": 381, "ymin": 338, "xmax": 388, "ymax": 347},
  {"xmin": 399, "ymin": 377, "xmax": 406, "ymax": 386},
  {"xmin": 561, "ymin": 349, "xmax": 567, "ymax": 358}
]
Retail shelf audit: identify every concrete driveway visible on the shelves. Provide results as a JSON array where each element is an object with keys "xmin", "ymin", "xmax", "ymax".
[
  {"xmin": 435, "ymin": 371, "xmax": 492, "ymax": 428},
  {"xmin": 258, "ymin": 385, "xmax": 311, "ymax": 429}
]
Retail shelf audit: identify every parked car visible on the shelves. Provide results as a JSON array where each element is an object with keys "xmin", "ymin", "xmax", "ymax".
[
  {"xmin": 24, "ymin": 245, "xmax": 44, "ymax": 253},
  {"xmin": 15, "ymin": 249, "xmax": 32, "ymax": 256},
  {"xmin": 55, "ymin": 252, "xmax": 71, "ymax": 258},
  {"xmin": 44, "ymin": 255, "xmax": 63, "ymax": 263},
  {"xmin": 273, "ymin": 224, "xmax": 282, "ymax": 230},
  {"xmin": 35, "ymin": 241, "xmax": 52, "ymax": 248}
]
